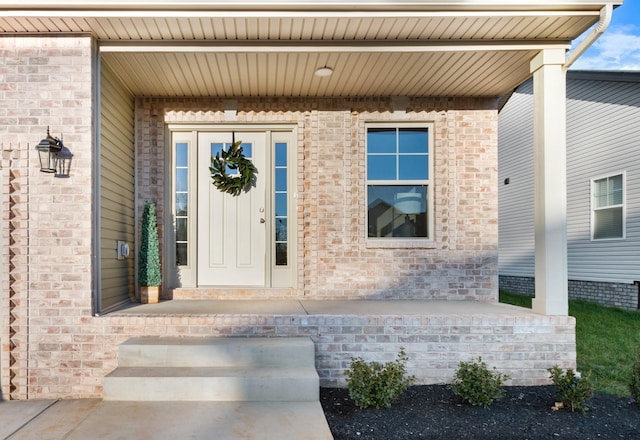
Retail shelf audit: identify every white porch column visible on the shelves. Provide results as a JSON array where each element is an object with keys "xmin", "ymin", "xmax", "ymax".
[{"xmin": 530, "ymin": 49, "xmax": 569, "ymax": 316}]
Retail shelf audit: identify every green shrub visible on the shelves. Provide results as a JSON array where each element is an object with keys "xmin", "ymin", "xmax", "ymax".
[
  {"xmin": 548, "ymin": 365, "xmax": 593, "ymax": 413},
  {"xmin": 138, "ymin": 201, "xmax": 161, "ymax": 287},
  {"xmin": 628, "ymin": 346, "xmax": 640, "ymax": 406},
  {"xmin": 452, "ymin": 357, "xmax": 509, "ymax": 407},
  {"xmin": 345, "ymin": 348, "xmax": 415, "ymax": 409}
]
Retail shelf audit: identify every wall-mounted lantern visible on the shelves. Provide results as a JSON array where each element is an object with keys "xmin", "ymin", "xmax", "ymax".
[
  {"xmin": 55, "ymin": 142, "xmax": 73, "ymax": 178},
  {"xmin": 36, "ymin": 127, "xmax": 62, "ymax": 173}
]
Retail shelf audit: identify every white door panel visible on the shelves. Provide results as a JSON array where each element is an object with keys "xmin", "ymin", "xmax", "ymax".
[{"xmin": 197, "ymin": 132, "xmax": 266, "ymax": 286}]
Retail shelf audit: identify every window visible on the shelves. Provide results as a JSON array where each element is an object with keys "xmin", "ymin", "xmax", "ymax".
[
  {"xmin": 174, "ymin": 141, "xmax": 189, "ymax": 265},
  {"xmin": 274, "ymin": 141, "xmax": 288, "ymax": 266},
  {"xmin": 366, "ymin": 125, "xmax": 432, "ymax": 241},
  {"xmin": 592, "ymin": 173, "xmax": 625, "ymax": 240}
]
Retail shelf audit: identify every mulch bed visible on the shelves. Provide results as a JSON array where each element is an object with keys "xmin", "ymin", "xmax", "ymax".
[{"xmin": 320, "ymin": 385, "xmax": 640, "ymax": 439}]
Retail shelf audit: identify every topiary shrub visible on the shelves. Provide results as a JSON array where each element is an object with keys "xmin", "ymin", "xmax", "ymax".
[
  {"xmin": 548, "ymin": 365, "xmax": 593, "ymax": 413},
  {"xmin": 345, "ymin": 348, "xmax": 415, "ymax": 409},
  {"xmin": 139, "ymin": 201, "xmax": 161, "ymax": 287},
  {"xmin": 452, "ymin": 357, "xmax": 510, "ymax": 407},
  {"xmin": 629, "ymin": 346, "xmax": 640, "ymax": 406}
]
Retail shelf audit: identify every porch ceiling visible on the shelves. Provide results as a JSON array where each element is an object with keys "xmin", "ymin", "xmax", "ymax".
[
  {"xmin": 100, "ymin": 49, "xmax": 540, "ymax": 97},
  {"xmin": 0, "ymin": 1, "xmax": 619, "ymax": 97}
]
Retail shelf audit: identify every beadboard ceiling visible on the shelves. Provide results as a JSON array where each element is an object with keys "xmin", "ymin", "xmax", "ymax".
[{"xmin": 0, "ymin": 1, "xmax": 617, "ymax": 97}]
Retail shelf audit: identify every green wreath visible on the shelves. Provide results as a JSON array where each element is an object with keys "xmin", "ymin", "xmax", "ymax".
[{"xmin": 209, "ymin": 140, "xmax": 257, "ymax": 196}]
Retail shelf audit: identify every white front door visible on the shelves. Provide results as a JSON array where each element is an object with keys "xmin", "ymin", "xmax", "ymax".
[{"xmin": 197, "ymin": 132, "xmax": 266, "ymax": 286}]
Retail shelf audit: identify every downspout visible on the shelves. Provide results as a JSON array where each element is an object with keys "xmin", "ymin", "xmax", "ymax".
[{"xmin": 565, "ymin": 4, "xmax": 613, "ymax": 69}]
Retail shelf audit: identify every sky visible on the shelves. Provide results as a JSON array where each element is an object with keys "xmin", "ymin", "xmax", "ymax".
[{"xmin": 570, "ymin": 0, "xmax": 640, "ymax": 70}]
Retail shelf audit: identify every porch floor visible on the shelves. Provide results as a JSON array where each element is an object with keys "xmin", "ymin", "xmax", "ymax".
[{"xmin": 107, "ymin": 299, "xmax": 538, "ymax": 317}]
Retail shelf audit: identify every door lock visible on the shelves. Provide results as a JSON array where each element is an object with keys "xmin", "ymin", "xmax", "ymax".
[{"xmin": 260, "ymin": 218, "xmax": 266, "ymax": 223}]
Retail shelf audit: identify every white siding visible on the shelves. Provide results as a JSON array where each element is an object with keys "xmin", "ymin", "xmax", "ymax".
[
  {"xmin": 100, "ymin": 62, "xmax": 135, "ymax": 310},
  {"xmin": 499, "ymin": 72, "xmax": 640, "ymax": 285},
  {"xmin": 498, "ymin": 79, "xmax": 535, "ymax": 277}
]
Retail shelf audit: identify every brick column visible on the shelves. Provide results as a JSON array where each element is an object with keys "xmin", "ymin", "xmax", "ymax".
[
  {"xmin": 0, "ymin": 151, "xmax": 7, "ymax": 399},
  {"xmin": 0, "ymin": 36, "xmax": 95, "ymax": 398},
  {"xmin": 1, "ymin": 148, "xmax": 30, "ymax": 399},
  {"xmin": 7, "ymin": 154, "xmax": 30, "ymax": 399}
]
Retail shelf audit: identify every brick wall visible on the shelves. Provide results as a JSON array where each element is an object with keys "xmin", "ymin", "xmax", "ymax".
[
  {"xmin": 4, "ymin": 308, "xmax": 576, "ymax": 397},
  {"xmin": 102, "ymin": 311, "xmax": 576, "ymax": 390},
  {"xmin": 499, "ymin": 275, "xmax": 536, "ymax": 296},
  {"xmin": 0, "ymin": 37, "xmax": 94, "ymax": 400},
  {"xmin": 140, "ymin": 97, "xmax": 499, "ymax": 301},
  {"xmin": 569, "ymin": 280, "xmax": 639, "ymax": 310},
  {"xmin": 500, "ymin": 275, "xmax": 639, "ymax": 310}
]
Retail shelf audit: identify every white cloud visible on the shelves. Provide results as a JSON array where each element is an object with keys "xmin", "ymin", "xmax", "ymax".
[{"xmin": 569, "ymin": 25, "xmax": 640, "ymax": 70}]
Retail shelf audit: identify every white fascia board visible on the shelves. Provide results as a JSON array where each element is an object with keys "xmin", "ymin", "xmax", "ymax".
[
  {"xmin": 1, "ymin": 1, "xmax": 622, "ymax": 10},
  {"xmin": 0, "ymin": 10, "xmax": 603, "ymax": 18}
]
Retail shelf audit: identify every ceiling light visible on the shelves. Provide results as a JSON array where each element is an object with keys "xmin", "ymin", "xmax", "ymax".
[{"xmin": 315, "ymin": 66, "xmax": 333, "ymax": 77}]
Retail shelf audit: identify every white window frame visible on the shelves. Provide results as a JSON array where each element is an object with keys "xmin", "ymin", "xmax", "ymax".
[
  {"xmin": 365, "ymin": 122, "xmax": 435, "ymax": 248},
  {"xmin": 590, "ymin": 171, "xmax": 626, "ymax": 241}
]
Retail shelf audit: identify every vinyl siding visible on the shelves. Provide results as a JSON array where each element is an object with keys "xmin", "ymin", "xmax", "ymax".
[
  {"xmin": 100, "ymin": 62, "xmax": 135, "ymax": 310},
  {"xmin": 498, "ymin": 79, "xmax": 535, "ymax": 277},
  {"xmin": 566, "ymin": 77, "xmax": 640, "ymax": 283},
  {"xmin": 499, "ymin": 73, "xmax": 640, "ymax": 285}
]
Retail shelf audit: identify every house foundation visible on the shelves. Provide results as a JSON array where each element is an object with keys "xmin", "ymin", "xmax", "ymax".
[
  {"xmin": 500, "ymin": 275, "xmax": 640, "ymax": 310},
  {"xmin": 11, "ymin": 299, "xmax": 576, "ymax": 398}
]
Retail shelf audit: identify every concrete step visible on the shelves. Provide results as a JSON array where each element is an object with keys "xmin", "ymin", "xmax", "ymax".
[
  {"xmin": 104, "ymin": 337, "xmax": 320, "ymax": 402},
  {"xmin": 103, "ymin": 366, "xmax": 319, "ymax": 401},
  {"xmin": 117, "ymin": 336, "xmax": 315, "ymax": 368}
]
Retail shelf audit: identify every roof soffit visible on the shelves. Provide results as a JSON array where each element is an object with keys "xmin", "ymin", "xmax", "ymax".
[
  {"xmin": 0, "ymin": 2, "xmax": 615, "ymax": 41},
  {"xmin": 0, "ymin": 2, "xmax": 621, "ymax": 98}
]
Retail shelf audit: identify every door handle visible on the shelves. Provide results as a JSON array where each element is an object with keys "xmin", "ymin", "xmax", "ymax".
[{"xmin": 260, "ymin": 218, "xmax": 266, "ymax": 223}]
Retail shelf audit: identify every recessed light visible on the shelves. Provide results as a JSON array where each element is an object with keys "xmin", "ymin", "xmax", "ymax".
[{"xmin": 315, "ymin": 66, "xmax": 333, "ymax": 77}]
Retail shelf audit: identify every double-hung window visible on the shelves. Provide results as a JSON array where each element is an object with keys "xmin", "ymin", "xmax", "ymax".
[
  {"xmin": 591, "ymin": 173, "xmax": 625, "ymax": 240},
  {"xmin": 366, "ymin": 124, "xmax": 433, "ymax": 241}
]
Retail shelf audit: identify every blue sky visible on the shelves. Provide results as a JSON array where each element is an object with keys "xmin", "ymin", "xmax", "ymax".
[{"xmin": 570, "ymin": 1, "xmax": 640, "ymax": 70}]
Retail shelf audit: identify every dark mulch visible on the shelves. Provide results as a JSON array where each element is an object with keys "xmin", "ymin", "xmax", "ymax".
[{"xmin": 320, "ymin": 385, "xmax": 640, "ymax": 439}]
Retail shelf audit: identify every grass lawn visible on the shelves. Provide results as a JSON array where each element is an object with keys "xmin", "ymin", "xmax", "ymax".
[{"xmin": 499, "ymin": 290, "xmax": 640, "ymax": 397}]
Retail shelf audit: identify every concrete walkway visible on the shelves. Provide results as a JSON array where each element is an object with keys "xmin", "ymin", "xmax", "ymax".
[{"xmin": 0, "ymin": 399, "xmax": 333, "ymax": 440}]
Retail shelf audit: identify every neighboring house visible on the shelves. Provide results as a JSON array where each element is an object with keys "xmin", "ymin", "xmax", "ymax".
[
  {"xmin": 0, "ymin": 1, "xmax": 619, "ymax": 399},
  {"xmin": 499, "ymin": 70, "xmax": 640, "ymax": 310}
]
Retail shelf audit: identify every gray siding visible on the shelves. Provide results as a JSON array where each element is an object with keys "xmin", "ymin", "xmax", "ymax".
[
  {"xmin": 499, "ymin": 72, "xmax": 640, "ymax": 286},
  {"xmin": 100, "ymin": 62, "xmax": 135, "ymax": 311},
  {"xmin": 498, "ymin": 80, "xmax": 535, "ymax": 277},
  {"xmin": 566, "ymin": 77, "xmax": 640, "ymax": 283}
]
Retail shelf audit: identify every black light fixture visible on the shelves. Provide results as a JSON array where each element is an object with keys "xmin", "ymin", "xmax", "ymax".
[
  {"xmin": 55, "ymin": 138, "xmax": 73, "ymax": 178},
  {"xmin": 36, "ymin": 127, "xmax": 62, "ymax": 173}
]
